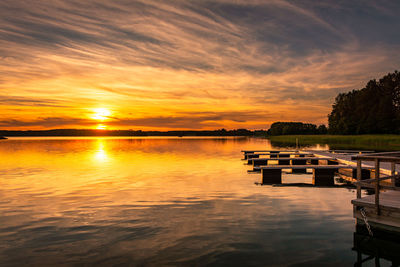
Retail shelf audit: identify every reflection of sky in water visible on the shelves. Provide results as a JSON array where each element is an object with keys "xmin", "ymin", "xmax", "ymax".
[{"xmin": 0, "ymin": 137, "xmax": 364, "ymax": 266}]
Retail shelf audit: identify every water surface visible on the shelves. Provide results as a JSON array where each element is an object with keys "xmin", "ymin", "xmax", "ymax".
[{"xmin": 0, "ymin": 137, "xmax": 369, "ymax": 266}]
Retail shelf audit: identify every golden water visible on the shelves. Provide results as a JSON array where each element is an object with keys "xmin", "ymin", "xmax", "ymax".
[{"xmin": 0, "ymin": 137, "xmax": 366, "ymax": 266}]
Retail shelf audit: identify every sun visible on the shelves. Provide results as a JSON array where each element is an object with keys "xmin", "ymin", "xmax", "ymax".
[{"xmin": 91, "ymin": 108, "xmax": 111, "ymax": 121}]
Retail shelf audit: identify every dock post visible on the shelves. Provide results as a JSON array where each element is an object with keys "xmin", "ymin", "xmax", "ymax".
[
  {"xmin": 356, "ymin": 160, "xmax": 361, "ymax": 199},
  {"xmin": 262, "ymin": 169, "xmax": 282, "ymax": 184},
  {"xmin": 375, "ymin": 159, "xmax": 380, "ymax": 215},
  {"xmin": 391, "ymin": 162, "xmax": 396, "ymax": 186},
  {"xmin": 312, "ymin": 169, "xmax": 335, "ymax": 186}
]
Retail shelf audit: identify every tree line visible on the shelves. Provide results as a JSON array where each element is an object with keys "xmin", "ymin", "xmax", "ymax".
[
  {"xmin": 328, "ymin": 70, "xmax": 400, "ymax": 134},
  {"xmin": 267, "ymin": 122, "xmax": 327, "ymax": 135},
  {"xmin": 267, "ymin": 70, "xmax": 400, "ymax": 135}
]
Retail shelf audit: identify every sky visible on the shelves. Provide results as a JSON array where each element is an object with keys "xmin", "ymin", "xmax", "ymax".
[{"xmin": 1, "ymin": 0, "xmax": 400, "ymax": 130}]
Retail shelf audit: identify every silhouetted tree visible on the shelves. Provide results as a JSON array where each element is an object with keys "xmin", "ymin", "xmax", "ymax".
[
  {"xmin": 317, "ymin": 124, "xmax": 328, "ymax": 134},
  {"xmin": 328, "ymin": 71, "xmax": 400, "ymax": 134},
  {"xmin": 267, "ymin": 122, "xmax": 320, "ymax": 135}
]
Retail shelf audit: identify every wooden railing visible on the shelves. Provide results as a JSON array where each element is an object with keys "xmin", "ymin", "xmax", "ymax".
[{"xmin": 352, "ymin": 152, "xmax": 400, "ymax": 215}]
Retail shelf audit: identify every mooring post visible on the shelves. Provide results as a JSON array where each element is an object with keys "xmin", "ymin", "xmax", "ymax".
[
  {"xmin": 375, "ymin": 158, "xmax": 380, "ymax": 215},
  {"xmin": 356, "ymin": 159, "xmax": 361, "ymax": 199},
  {"xmin": 391, "ymin": 162, "xmax": 396, "ymax": 186}
]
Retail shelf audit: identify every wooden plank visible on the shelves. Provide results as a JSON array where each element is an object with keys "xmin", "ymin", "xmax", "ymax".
[
  {"xmin": 329, "ymin": 150, "xmax": 374, "ymax": 153},
  {"xmin": 352, "ymin": 191, "xmax": 400, "ymax": 210},
  {"xmin": 392, "ymin": 162, "xmax": 396, "ymax": 186},
  {"xmin": 357, "ymin": 151, "xmax": 400, "ymax": 156},
  {"xmin": 251, "ymin": 156, "xmax": 334, "ymax": 161},
  {"xmin": 242, "ymin": 150, "xmax": 297, "ymax": 153},
  {"xmin": 356, "ymin": 175, "xmax": 400, "ymax": 184},
  {"xmin": 352, "ymin": 155, "xmax": 400, "ymax": 162},
  {"xmin": 354, "ymin": 209, "xmax": 400, "ymax": 230},
  {"xmin": 375, "ymin": 159, "xmax": 380, "ymax": 215},
  {"xmin": 357, "ymin": 159, "xmax": 361, "ymax": 199},
  {"xmin": 248, "ymin": 152, "xmax": 312, "ymax": 156},
  {"xmin": 258, "ymin": 164, "xmax": 356, "ymax": 170}
]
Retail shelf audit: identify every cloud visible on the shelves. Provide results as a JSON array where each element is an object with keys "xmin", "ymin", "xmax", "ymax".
[
  {"xmin": 0, "ymin": 95, "xmax": 66, "ymax": 107},
  {"xmin": 0, "ymin": 0, "xmax": 400, "ymax": 129},
  {"xmin": 0, "ymin": 110, "xmax": 273, "ymax": 129},
  {"xmin": 110, "ymin": 110, "xmax": 273, "ymax": 128},
  {"xmin": 0, "ymin": 117, "xmax": 92, "ymax": 128}
]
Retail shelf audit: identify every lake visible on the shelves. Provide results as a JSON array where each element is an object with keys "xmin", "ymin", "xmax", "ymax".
[{"xmin": 0, "ymin": 137, "xmax": 381, "ymax": 266}]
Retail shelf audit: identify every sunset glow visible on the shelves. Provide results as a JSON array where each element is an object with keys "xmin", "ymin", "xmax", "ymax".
[
  {"xmin": 91, "ymin": 108, "xmax": 111, "ymax": 121},
  {"xmin": 0, "ymin": 1, "xmax": 400, "ymax": 130},
  {"xmin": 96, "ymin": 124, "xmax": 107, "ymax": 130}
]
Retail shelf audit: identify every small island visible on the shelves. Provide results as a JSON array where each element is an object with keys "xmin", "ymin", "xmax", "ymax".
[{"xmin": 0, "ymin": 136, "xmax": 7, "ymax": 140}]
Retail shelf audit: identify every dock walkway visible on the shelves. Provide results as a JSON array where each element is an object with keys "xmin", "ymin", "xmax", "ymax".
[
  {"xmin": 305, "ymin": 150, "xmax": 400, "ymax": 175},
  {"xmin": 350, "ymin": 152, "xmax": 400, "ymax": 234}
]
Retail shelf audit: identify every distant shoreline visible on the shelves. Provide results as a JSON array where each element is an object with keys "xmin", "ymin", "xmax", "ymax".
[{"xmin": 0, "ymin": 129, "xmax": 267, "ymax": 137}]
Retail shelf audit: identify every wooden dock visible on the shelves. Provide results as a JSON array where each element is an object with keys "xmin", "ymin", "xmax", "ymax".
[
  {"xmin": 306, "ymin": 150, "xmax": 400, "ymax": 175},
  {"xmin": 353, "ymin": 191, "xmax": 400, "ymax": 230},
  {"xmin": 241, "ymin": 149, "xmax": 374, "ymax": 185},
  {"xmin": 249, "ymin": 156, "xmax": 335, "ymax": 167},
  {"xmin": 243, "ymin": 151, "xmax": 312, "ymax": 160},
  {"xmin": 350, "ymin": 152, "xmax": 400, "ymax": 234},
  {"xmin": 241, "ymin": 149, "xmax": 400, "ymax": 233},
  {"xmin": 257, "ymin": 164, "xmax": 368, "ymax": 186}
]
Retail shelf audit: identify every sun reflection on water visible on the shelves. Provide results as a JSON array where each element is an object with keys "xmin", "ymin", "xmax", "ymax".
[{"xmin": 93, "ymin": 139, "xmax": 108, "ymax": 163}]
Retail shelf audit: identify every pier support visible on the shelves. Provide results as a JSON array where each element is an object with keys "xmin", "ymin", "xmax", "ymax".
[
  {"xmin": 291, "ymin": 159, "xmax": 307, "ymax": 173},
  {"xmin": 262, "ymin": 169, "xmax": 282, "ymax": 184},
  {"xmin": 312, "ymin": 168, "xmax": 335, "ymax": 186}
]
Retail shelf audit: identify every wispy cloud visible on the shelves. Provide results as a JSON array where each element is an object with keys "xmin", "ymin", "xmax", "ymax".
[{"xmin": 0, "ymin": 0, "xmax": 399, "ymax": 129}]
